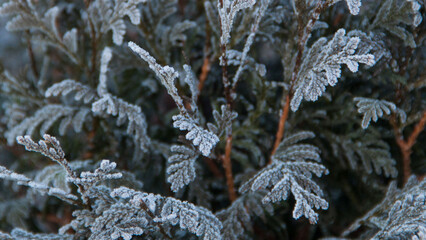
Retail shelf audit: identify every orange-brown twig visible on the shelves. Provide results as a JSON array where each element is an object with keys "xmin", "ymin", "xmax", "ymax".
[
  {"xmin": 391, "ymin": 111, "xmax": 426, "ymax": 184},
  {"xmin": 222, "ymin": 135, "xmax": 237, "ymax": 202},
  {"xmin": 270, "ymin": 94, "xmax": 291, "ymax": 160},
  {"xmin": 198, "ymin": 56, "xmax": 211, "ymax": 94}
]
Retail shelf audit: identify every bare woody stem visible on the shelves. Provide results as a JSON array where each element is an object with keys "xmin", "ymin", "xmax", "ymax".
[
  {"xmin": 197, "ymin": 16, "xmax": 212, "ymax": 98},
  {"xmin": 391, "ymin": 111, "xmax": 426, "ymax": 184},
  {"xmin": 271, "ymin": 94, "xmax": 291, "ymax": 158},
  {"xmin": 270, "ymin": 0, "xmax": 330, "ymax": 160},
  {"xmin": 218, "ymin": 0, "xmax": 236, "ymax": 202},
  {"xmin": 223, "ymin": 135, "xmax": 237, "ymax": 202}
]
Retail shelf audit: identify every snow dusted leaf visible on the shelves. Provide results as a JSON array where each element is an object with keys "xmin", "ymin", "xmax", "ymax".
[
  {"xmin": 291, "ymin": 29, "xmax": 376, "ymax": 111},
  {"xmin": 68, "ymin": 160, "xmax": 122, "ymax": 186},
  {"xmin": 46, "ymin": 79, "xmax": 96, "ymax": 104},
  {"xmin": 98, "ymin": 47, "xmax": 113, "ymax": 96},
  {"xmin": 240, "ymin": 131, "xmax": 328, "ymax": 224},
  {"xmin": 227, "ymin": 50, "xmax": 267, "ymax": 85},
  {"xmin": 354, "ymin": 97, "xmax": 406, "ymax": 129},
  {"xmin": 167, "ymin": 145, "xmax": 199, "ymax": 192},
  {"xmin": 172, "ymin": 114, "xmax": 219, "ymax": 156},
  {"xmin": 90, "ymin": 203, "xmax": 147, "ymax": 240}
]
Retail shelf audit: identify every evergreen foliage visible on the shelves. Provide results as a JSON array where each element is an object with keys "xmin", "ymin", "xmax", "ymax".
[{"xmin": 0, "ymin": 0, "xmax": 424, "ymax": 239}]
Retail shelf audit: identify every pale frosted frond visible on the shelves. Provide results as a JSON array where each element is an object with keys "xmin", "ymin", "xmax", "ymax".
[
  {"xmin": 218, "ymin": 0, "xmax": 256, "ymax": 46},
  {"xmin": 91, "ymin": 0, "xmax": 147, "ymax": 45},
  {"xmin": 62, "ymin": 28, "xmax": 78, "ymax": 54},
  {"xmin": 354, "ymin": 97, "xmax": 406, "ymax": 129},
  {"xmin": 240, "ymin": 131, "xmax": 328, "ymax": 224},
  {"xmin": 344, "ymin": 0, "xmax": 362, "ymax": 15},
  {"xmin": 45, "ymin": 79, "xmax": 96, "ymax": 104},
  {"xmin": 291, "ymin": 29, "xmax": 376, "ymax": 111},
  {"xmin": 169, "ymin": 20, "xmax": 197, "ymax": 47},
  {"xmin": 5, "ymin": 105, "xmax": 90, "ymax": 144},
  {"xmin": 0, "ymin": 165, "xmax": 78, "ymax": 204},
  {"xmin": 128, "ymin": 41, "xmax": 183, "ymax": 107},
  {"xmin": 112, "ymin": 186, "xmax": 223, "ymax": 240},
  {"xmin": 67, "ymin": 160, "xmax": 122, "ymax": 186},
  {"xmin": 98, "ymin": 47, "xmax": 113, "ymax": 96},
  {"xmin": 89, "ymin": 202, "xmax": 148, "ymax": 240},
  {"xmin": 92, "ymin": 94, "xmax": 150, "ymax": 152},
  {"xmin": 208, "ymin": 105, "xmax": 238, "ymax": 137},
  {"xmin": 344, "ymin": 177, "xmax": 426, "ymax": 239},
  {"xmin": 10, "ymin": 228, "xmax": 73, "ymax": 240},
  {"xmin": 172, "ymin": 114, "xmax": 219, "ymax": 156},
  {"xmin": 157, "ymin": 198, "xmax": 223, "ymax": 240},
  {"xmin": 129, "ymin": 42, "xmax": 218, "ymax": 154},
  {"xmin": 167, "ymin": 145, "xmax": 199, "ymax": 192}
]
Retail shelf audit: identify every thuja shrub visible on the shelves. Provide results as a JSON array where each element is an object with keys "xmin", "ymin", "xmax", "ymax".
[{"xmin": 0, "ymin": 0, "xmax": 425, "ymax": 239}]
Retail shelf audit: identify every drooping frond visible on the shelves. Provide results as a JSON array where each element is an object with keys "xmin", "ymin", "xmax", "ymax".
[{"xmin": 354, "ymin": 97, "xmax": 406, "ymax": 129}]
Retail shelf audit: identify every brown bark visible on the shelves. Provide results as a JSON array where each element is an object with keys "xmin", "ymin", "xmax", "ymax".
[
  {"xmin": 223, "ymin": 135, "xmax": 237, "ymax": 202},
  {"xmin": 391, "ymin": 111, "xmax": 426, "ymax": 184}
]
